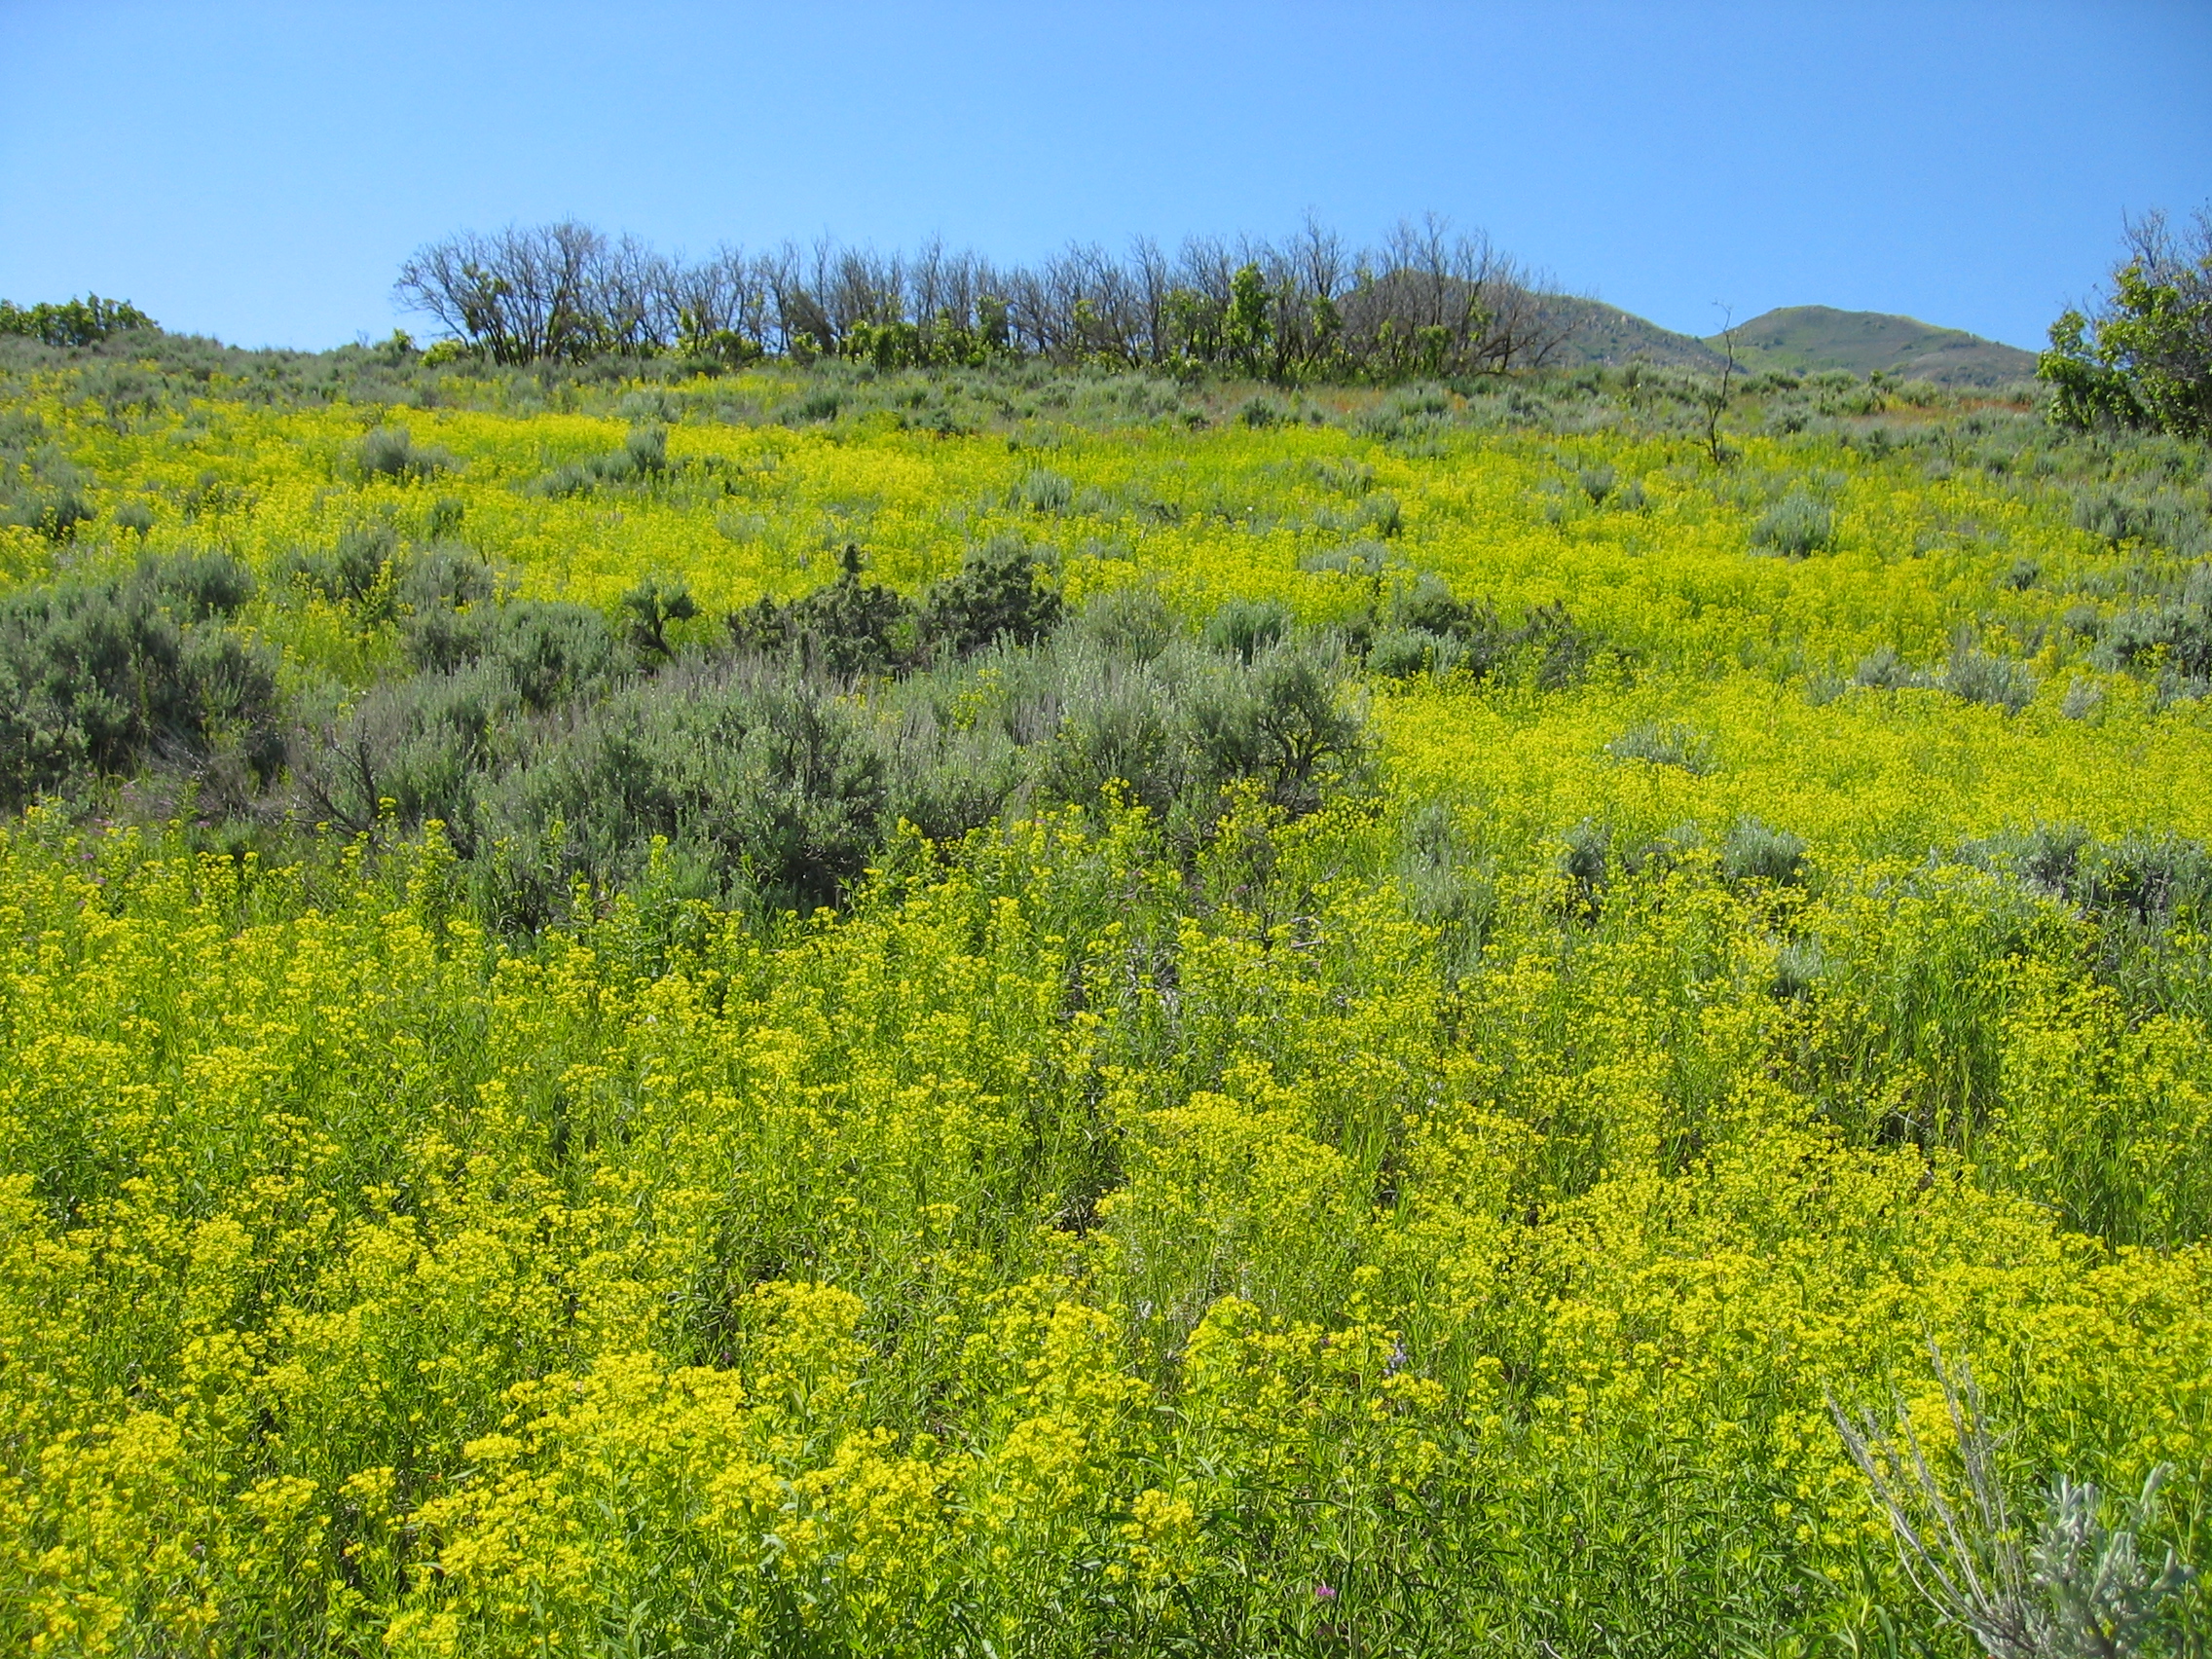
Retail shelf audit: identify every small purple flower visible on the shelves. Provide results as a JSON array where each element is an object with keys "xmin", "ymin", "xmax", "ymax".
[
  {"xmin": 1313, "ymin": 1583, "xmax": 1338, "ymax": 1604},
  {"xmin": 1384, "ymin": 1339, "xmax": 1408, "ymax": 1377}
]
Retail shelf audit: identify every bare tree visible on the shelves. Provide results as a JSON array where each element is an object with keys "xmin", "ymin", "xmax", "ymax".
[
  {"xmin": 393, "ymin": 214, "xmax": 1573, "ymax": 378},
  {"xmin": 1702, "ymin": 304, "xmax": 1739, "ymax": 465}
]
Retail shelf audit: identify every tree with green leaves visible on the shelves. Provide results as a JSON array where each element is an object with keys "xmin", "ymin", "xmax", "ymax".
[
  {"xmin": 2041, "ymin": 207, "xmax": 2212, "ymax": 441},
  {"xmin": 0, "ymin": 294, "xmax": 156, "ymax": 347},
  {"xmin": 1223, "ymin": 263, "xmax": 1274, "ymax": 377}
]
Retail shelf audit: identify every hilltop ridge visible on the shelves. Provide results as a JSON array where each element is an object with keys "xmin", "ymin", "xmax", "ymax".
[
  {"xmin": 1544, "ymin": 297, "xmax": 2037, "ymax": 386},
  {"xmin": 1705, "ymin": 304, "xmax": 2036, "ymax": 386}
]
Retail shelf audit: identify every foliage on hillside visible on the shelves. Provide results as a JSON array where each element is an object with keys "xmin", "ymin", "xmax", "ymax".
[
  {"xmin": 2043, "ymin": 208, "xmax": 2212, "ymax": 442},
  {"xmin": 0, "ymin": 294, "xmax": 156, "ymax": 350},
  {"xmin": 0, "ymin": 335, "xmax": 2208, "ymax": 1654},
  {"xmin": 1714, "ymin": 305, "xmax": 2038, "ymax": 387}
]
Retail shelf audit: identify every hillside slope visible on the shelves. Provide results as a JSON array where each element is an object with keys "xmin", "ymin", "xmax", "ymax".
[
  {"xmin": 1710, "ymin": 305, "xmax": 2037, "ymax": 386},
  {"xmin": 1541, "ymin": 294, "xmax": 1737, "ymax": 373}
]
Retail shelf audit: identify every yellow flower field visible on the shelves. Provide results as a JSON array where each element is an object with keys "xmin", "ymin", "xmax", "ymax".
[{"xmin": 0, "ymin": 349, "xmax": 2206, "ymax": 1654}]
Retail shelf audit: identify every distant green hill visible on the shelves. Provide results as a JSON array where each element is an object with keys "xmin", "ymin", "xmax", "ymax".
[
  {"xmin": 1540, "ymin": 296, "xmax": 1737, "ymax": 374},
  {"xmin": 1706, "ymin": 305, "xmax": 2037, "ymax": 387}
]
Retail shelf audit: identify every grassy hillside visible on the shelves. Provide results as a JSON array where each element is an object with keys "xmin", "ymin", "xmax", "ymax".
[
  {"xmin": 1712, "ymin": 304, "xmax": 2039, "ymax": 386},
  {"xmin": 0, "ymin": 333, "xmax": 2208, "ymax": 1656},
  {"xmin": 1540, "ymin": 295, "xmax": 1737, "ymax": 373}
]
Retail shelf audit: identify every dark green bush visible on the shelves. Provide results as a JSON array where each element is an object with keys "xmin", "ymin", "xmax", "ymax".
[
  {"xmin": 1041, "ymin": 665, "xmax": 1177, "ymax": 812},
  {"xmin": 402, "ymin": 598, "xmax": 621, "ymax": 711},
  {"xmin": 1038, "ymin": 635, "xmax": 1365, "ymax": 827},
  {"xmin": 1235, "ymin": 642, "xmax": 1368, "ymax": 814},
  {"xmin": 2089, "ymin": 834, "xmax": 2212, "ymax": 929},
  {"xmin": 1074, "ymin": 584, "xmax": 1178, "ymax": 663},
  {"xmin": 1394, "ymin": 799, "xmax": 1494, "ymax": 979},
  {"xmin": 295, "ymin": 662, "xmax": 508, "ymax": 836},
  {"xmin": 2010, "ymin": 824, "xmax": 2093, "ymax": 899},
  {"xmin": 1357, "ymin": 492, "xmax": 1404, "ymax": 537},
  {"xmin": 291, "ymin": 552, "xmax": 1378, "ymax": 928},
  {"xmin": 621, "ymin": 574, "xmax": 699, "ymax": 662},
  {"xmin": 278, "ymin": 523, "xmax": 398, "ymax": 612},
  {"xmin": 920, "ymin": 537, "xmax": 1060, "ymax": 656},
  {"xmin": 1945, "ymin": 642, "xmax": 2037, "ymax": 713},
  {"xmin": 1558, "ymin": 820, "xmax": 1609, "ymax": 907},
  {"xmin": 1387, "ymin": 572, "xmax": 1492, "ymax": 641},
  {"xmin": 1771, "ymin": 938, "xmax": 1827, "ymax": 1000},
  {"xmin": 1960, "ymin": 826, "xmax": 2210, "ymax": 931},
  {"xmin": 729, "ymin": 547, "xmax": 916, "ymax": 679},
  {"xmin": 624, "ymin": 424, "xmax": 668, "ymax": 475},
  {"xmin": 142, "ymin": 549, "xmax": 256, "ymax": 619},
  {"xmin": 0, "ymin": 420, "xmax": 97, "ymax": 542},
  {"xmin": 1365, "ymin": 573, "xmax": 1493, "ymax": 679},
  {"xmin": 1511, "ymin": 601, "xmax": 1597, "ymax": 690},
  {"xmin": 1853, "ymin": 647, "xmax": 1934, "ymax": 690},
  {"xmin": 1298, "ymin": 538, "xmax": 1393, "ymax": 578},
  {"xmin": 2074, "ymin": 488, "xmax": 2152, "ymax": 547},
  {"xmin": 532, "ymin": 424, "xmax": 669, "ymax": 496},
  {"xmin": 1367, "ymin": 629, "xmax": 1463, "ymax": 680},
  {"xmin": 480, "ymin": 665, "xmax": 888, "ymax": 920},
  {"xmin": 493, "ymin": 602, "xmax": 626, "ymax": 710},
  {"xmin": 1363, "ymin": 577, "xmax": 1596, "ymax": 689},
  {"xmin": 2095, "ymin": 567, "xmax": 2212, "ymax": 699},
  {"xmin": 399, "ymin": 544, "xmax": 498, "ymax": 614},
  {"xmin": 1013, "ymin": 469, "xmax": 1073, "ymax": 513}
]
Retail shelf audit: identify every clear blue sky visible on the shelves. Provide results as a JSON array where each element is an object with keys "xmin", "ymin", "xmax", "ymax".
[{"xmin": 3, "ymin": 1, "xmax": 2207, "ymax": 352}]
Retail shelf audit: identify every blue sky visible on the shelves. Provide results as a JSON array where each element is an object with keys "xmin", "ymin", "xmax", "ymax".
[{"xmin": 3, "ymin": 1, "xmax": 2206, "ymax": 351}]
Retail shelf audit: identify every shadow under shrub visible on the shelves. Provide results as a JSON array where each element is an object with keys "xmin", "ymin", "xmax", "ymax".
[{"xmin": 1364, "ymin": 571, "xmax": 1602, "ymax": 689}]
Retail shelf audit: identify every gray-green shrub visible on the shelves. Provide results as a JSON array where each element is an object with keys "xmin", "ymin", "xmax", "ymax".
[{"xmin": 1750, "ymin": 489, "xmax": 1835, "ymax": 558}]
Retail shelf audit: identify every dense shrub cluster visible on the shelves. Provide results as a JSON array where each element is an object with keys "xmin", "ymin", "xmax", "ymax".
[
  {"xmin": 2095, "ymin": 564, "xmax": 2212, "ymax": 702},
  {"xmin": 1749, "ymin": 487, "xmax": 1835, "ymax": 557},
  {"xmin": 0, "ymin": 551, "xmax": 280, "ymax": 810},
  {"xmin": 1960, "ymin": 823, "xmax": 2212, "ymax": 931},
  {"xmin": 274, "ymin": 536, "xmax": 1369, "ymax": 924}
]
